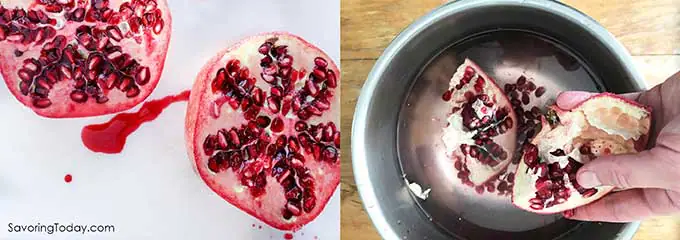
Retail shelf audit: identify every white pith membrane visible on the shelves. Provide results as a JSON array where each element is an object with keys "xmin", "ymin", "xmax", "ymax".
[
  {"xmin": 512, "ymin": 94, "xmax": 651, "ymax": 214},
  {"xmin": 187, "ymin": 33, "xmax": 340, "ymax": 230},
  {"xmin": 0, "ymin": 0, "xmax": 171, "ymax": 118},
  {"xmin": 442, "ymin": 59, "xmax": 518, "ymax": 186}
]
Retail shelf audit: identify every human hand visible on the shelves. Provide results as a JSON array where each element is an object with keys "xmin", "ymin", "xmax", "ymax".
[{"xmin": 556, "ymin": 71, "xmax": 680, "ymax": 222}]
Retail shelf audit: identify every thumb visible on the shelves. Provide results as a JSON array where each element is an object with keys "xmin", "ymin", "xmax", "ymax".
[{"xmin": 576, "ymin": 150, "xmax": 671, "ymax": 190}]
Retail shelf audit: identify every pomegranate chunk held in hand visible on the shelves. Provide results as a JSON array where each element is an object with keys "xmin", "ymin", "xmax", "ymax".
[
  {"xmin": 511, "ymin": 93, "xmax": 652, "ymax": 214},
  {"xmin": 185, "ymin": 32, "xmax": 340, "ymax": 231}
]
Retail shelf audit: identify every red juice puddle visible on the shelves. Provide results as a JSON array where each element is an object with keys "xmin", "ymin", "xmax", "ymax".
[
  {"xmin": 81, "ymin": 91, "xmax": 191, "ymax": 154},
  {"xmin": 64, "ymin": 174, "xmax": 72, "ymax": 183},
  {"xmin": 284, "ymin": 233, "xmax": 294, "ymax": 239}
]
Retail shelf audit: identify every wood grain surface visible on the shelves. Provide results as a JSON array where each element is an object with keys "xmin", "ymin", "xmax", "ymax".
[{"xmin": 340, "ymin": 0, "xmax": 680, "ymax": 239}]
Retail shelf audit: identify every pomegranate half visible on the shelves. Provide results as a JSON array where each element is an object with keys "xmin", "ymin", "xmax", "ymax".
[
  {"xmin": 185, "ymin": 32, "xmax": 340, "ymax": 231},
  {"xmin": 512, "ymin": 93, "xmax": 652, "ymax": 214},
  {"xmin": 0, "ymin": 0, "xmax": 172, "ymax": 118},
  {"xmin": 442, "ymin": 59, "xmax": 519, "ymax": 186}
]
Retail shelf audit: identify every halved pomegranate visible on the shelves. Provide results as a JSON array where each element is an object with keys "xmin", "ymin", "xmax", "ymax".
[
  {"xmin": 0, "ymin": 0, "xmax": 172, "ymax": 118},
  {"xmin": 185, "ymin": 32, "xmax": 340, "ymax": 231},
  {"xmin": 512, "ymin": 93, "xmax": 652, "ymax": 214},
  {"xmin": 442, "ymin": 59, "xmax": 519, "ymax": 186}
]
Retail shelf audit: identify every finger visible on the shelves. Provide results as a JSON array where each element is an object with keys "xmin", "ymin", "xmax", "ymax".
[
  {"xmin": 566, "ymin": 189, "xmax": 680, "ymax": 222},
  {"xmin": 555, "ymin": 91, "xmax": 641, "ymax": 110},
  {"xmin": 576, "ymin": 149, "xmax": 674, "ymax": 190}
]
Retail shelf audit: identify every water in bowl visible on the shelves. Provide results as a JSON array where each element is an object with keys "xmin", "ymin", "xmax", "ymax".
[{"xmin": 397, "ymin": 30, "xmax": 600, "ymax": 239}]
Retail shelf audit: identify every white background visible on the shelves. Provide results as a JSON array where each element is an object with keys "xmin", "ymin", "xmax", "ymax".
[{"xmin": 0, "ymin": 0, "xmax": 340, "ymax": 239}]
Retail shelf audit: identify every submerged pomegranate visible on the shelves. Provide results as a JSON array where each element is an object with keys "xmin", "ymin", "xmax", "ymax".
[
  {"xmin": 512, "ymin": 93, "xmax": 652, "ymax": 214},
  {"xmin": 0, "ymin": 0, "xmax": 172, "ymax": 118},
  {"xmin": 185, "ymin": 32, "xmax": 340, "ymax": 230},
  {"xmin": 442, "ymin": 59, "xmax": 519, "ymax": 186}
]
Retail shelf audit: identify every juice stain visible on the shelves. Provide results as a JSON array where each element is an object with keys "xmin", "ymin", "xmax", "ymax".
[{"xmin": 81, "ymin": 91, "xmax": 190, "ymax": 154}]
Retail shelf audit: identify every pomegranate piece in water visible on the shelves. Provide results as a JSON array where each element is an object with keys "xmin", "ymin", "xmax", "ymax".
[
  {"xmin": 185, "ymin": 32, "xmax": 340, "ymax": 231},
  {"xmin": 441, "ymin": 59, "xmax": 519, "ymax": 186},
  {"xmin": 0, "ymin": 0, "xmax": 172, "ymax": 118},
  {"xmin": 512, "ymin": 93, "xmax": 652, "ymax": 214}
]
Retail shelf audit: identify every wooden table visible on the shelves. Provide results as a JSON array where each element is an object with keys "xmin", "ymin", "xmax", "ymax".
[{"xmin": 340, "ymin": 0, "xmax": 680, "ymax": 239}]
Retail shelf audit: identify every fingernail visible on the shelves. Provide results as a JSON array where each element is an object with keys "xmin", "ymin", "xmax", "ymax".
[{"xmin": 578, "ymin": 171, "xmax": 601, "ymax": 188}]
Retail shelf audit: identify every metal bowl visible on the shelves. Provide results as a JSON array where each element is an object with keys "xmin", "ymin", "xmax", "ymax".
[{"xmin": 352, "ymin": 0, "xmax": 646, "ymax": 239}]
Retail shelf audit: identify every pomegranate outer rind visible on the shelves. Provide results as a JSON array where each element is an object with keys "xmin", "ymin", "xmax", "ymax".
[
  {"xmin": 512, "ymin": 93, "xmax": 652, "ymax": 214},
  {"xmin": 185, "ymin": 32, "xmax": 340, "ymax": 231},
  {"xmin": 442, "ymin": 58, "xmax": 518, "ymax": 186},
  {"xmin": 0, "ymin": 0, "xmax": 173, "ymax": 118}
]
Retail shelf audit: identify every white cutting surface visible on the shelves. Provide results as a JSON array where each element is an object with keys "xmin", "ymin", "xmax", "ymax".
[{"xmin": 0, "ymin": 0, "xmax": 340, "ymax": 239}]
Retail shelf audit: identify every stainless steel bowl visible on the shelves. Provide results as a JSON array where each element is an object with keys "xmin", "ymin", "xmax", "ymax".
[{"xmin": 352, "ymin": 0, "xmax": 646, "ymax": 239}]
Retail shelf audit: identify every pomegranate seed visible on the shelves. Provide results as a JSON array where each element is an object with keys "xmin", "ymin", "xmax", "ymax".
[
  {"xmin": 126, "ymin": 85, "xmax": 140, "ymax": 97},
  {"xmin": 267, "ymin": 96, "xmax": 280, "ymax": 113},
  {"xmin": 36, "ymin": 77, "xmax": 52, "ymax": 90},
  {"xmin": 442, "ymin": 90, "xmax": 452, "ymax": 101},
  {"xmin": 529, "ymin": 203, "xmax": 544, "ymax": 210},
  {"xmin": 579, "ymin": 145, "xmax": 591, "ymax": 155},
  {"xmin": 529, "ymin": 198, "xmax": 544, "ymax": 204},
  {"xmin": 325, "ymin": 70, "xmax": 338, "ymax": 88},
  {"xmin": 32, "ymin": 98, "xmax": 52, "ymax": 108},
  {"xmin": 305, "ymin": 80, "xmax": 319, "ymax": 96},
  {"xmin": 135, "ymin": 66, "xmax": 151, "ymax": 85},
  {"xmin": 524, "ymin": 82, "xmax": 535, "ymax": 92},
  {"xmin": 305, "ymin": 105, "xmax": 322, "ymax": 116},
  {"xmin": 270, "ymin": 86, "xmax": 283, "ymax": 97},
  {"xmin": 322, "ymin": 146, "xmax": 338, "ymax": 162},
  {"xmin": 312, "ymin": 68, "xmax": 326, "ymax": 80},
  {"xmin": 535, "ymin": 87, "xmax": 546, "ymax": 97},
  {"xmin": 45, "ymin": 4, "xmax": 63, "ymax": 13},
  {"xmin": 295, "ymin": 121, "xmax": 308, "ymax": 132},
  {"xmin": 69, "ymin": 90, "xmax": 88, "ymax": 103},
  {"xmin": 152, "ymin": 19, "xmax": 164, "ymax": 34},
  {"xmin": 278, "ymin": 55, "xmax": 293, "ymax": 68},
  {"xmin": 469, "ymin": 146, "xmax": 479, "ymax": 158},
  {"xmin": 238, "ymin": 67, "xmax": 250, "ymax": 80},
  {"xmin": 313, "ymin": 99, "xmax": 330, "ymax": 111},
  {"xmin": 517, "ymin": 76, "xmax": 526, "ymax": 86},
  {"xmin": 258, "ymin": 42, "xmax": 273, "ymax": 55},
  {"xmin": 521, "ymin": 92, "xmax": 530, "ymax": 105},
  {"xmin": 260, "ymin": 72, "xmax": 276, "ymax": 83},
  {"xmin": 475, "ymin": 185, "xmax": 485, "ymax": 194},
  {"xmin": 313, "ymin": 57, "xmax": 328, "ymax": 68},
  {"xmin": 581, "ymin": 188, "xmax": 597, "ymax": 197},
  {"xmin": 271, "ymin": 117, "xmax": 284, "ymax": 133},
  {"xmin": 255, "ymin": 116, "xmax": 271, "ymax": 128},
  {"xmin": 0, "ymin": 25, "xmax": 8, "ymax": 41},
  {"xmin": 523, "ymin": 143, "xmax": 539, "ymax": 166}
]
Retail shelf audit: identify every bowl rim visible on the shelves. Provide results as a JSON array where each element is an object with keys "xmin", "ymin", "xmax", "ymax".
[{"xmin": 351, "ymin": 0, "xmax": 644, "ymax": 239}]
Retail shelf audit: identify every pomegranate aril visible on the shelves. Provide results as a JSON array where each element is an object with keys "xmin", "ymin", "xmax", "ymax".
[
  {"xmin": 322, "ymin": 146, "xmax": 338, "ymax": 162},
  {"xmin": 135, "ymin": 66, "xmax": 151, "ymax": 85},
  {"xmin": 581, "ymin": 188, "xmax": 597, "ymax": 197},
  {"xmin": 517, "ymin": 76, "xmax": 526, "ymax": 86},
  {"xmin": 267, "ymin": 96, "xmax": 281, "ymax": 113},
  {"xmin": 69, "ymin": 90, "xmax": 88, "ymax": 103},
  {"xmin": 126, "ymin": 85, "xmax": 140, "ymax": 97},
  {"xmin": 258, "ymin": 42, "xmax": 273, "ymax": 55},
  {"xmin": 521, "ymin": 92, "xmax": 530, "ymax": 105},
  {"xmin": 527, "ymin": 82, "xmax": 536, "ymax": 91},
  {"xmin": 535, "ymin": 87, "xmax": 546, "ymax": 97},
  {"xmin": 270, "ymin": 117, "xmax": 284, "ymax": 133},
  {"xmin": 323, "ymin": 69, "xmax": 337, "ymax": 88},
  {"xmin": 32, "ymin": 98, "xmax": 52, "ymax": 108}
]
